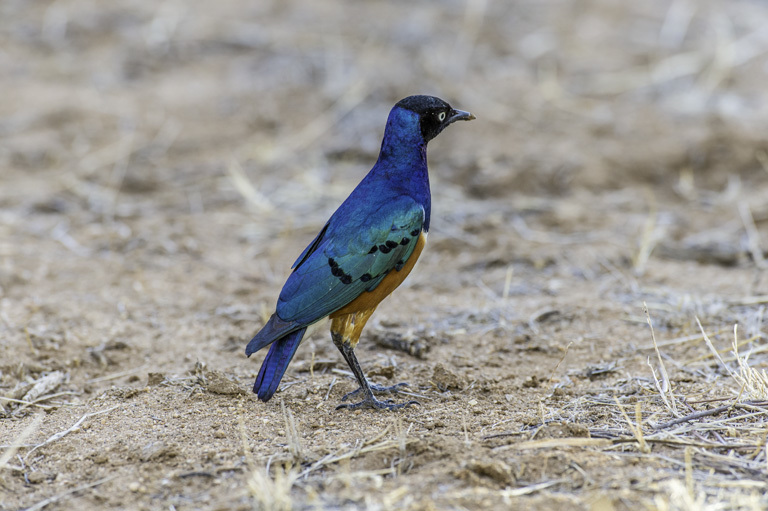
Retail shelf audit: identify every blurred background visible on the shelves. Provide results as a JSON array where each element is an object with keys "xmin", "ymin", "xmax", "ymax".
[
  {"xmin": 3, "ymin": 0, "xmax": 768, "ymax": 273},
  {"xmin": 3, "ymin": 0, "xmax": 768, "ymax": 509},
  {"xmin": 5, "ymin": 0, "xmax": 768, "ymax": 211}
]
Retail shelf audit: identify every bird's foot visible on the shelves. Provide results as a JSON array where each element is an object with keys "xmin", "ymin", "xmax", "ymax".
[
  {"xmin": 341, "ymin": 382, "xmax": 409, "ymax": 402},
  {"xmin": 336, "ymin": 392, "xmax": 419, "ymax": 411}
]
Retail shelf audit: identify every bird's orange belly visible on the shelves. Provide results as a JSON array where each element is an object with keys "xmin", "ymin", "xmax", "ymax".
[{"xmin": 330, "ymin": 232, "xmax": 427, "ymax": 318}]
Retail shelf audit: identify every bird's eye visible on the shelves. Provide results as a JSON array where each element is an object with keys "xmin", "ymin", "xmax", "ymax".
[{"xmin": 438, "ymin": 112, "xmax": 446, "ymax": 121}]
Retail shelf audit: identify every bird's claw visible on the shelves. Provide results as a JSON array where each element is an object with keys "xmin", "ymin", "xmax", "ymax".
[
  {"xmin": 341, "ymin": 382, "xmax": 409, "ymax": 402},
  {"xmin": 336, "ymin": 396, "xmax": 419, "ymax": 411}
]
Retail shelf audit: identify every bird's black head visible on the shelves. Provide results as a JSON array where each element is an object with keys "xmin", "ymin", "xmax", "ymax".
[{"xmin": 395, "ymin": 95, "xmax": 476, "ymax": 143}]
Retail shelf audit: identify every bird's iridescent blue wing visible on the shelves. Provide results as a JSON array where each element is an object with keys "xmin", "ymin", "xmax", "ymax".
[{"xmin": 276, "ymin": 196, "xmax": 424, "ymax": 324}]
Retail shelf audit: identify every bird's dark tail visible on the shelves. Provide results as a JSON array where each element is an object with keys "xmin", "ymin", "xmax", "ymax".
[
  {"xmin": 246, "ymin": 314, "xmax": 306, "ymax": 402},
  {"xmin": 252, "ymin": 327, "xmax": 306, "ymax": 401}
]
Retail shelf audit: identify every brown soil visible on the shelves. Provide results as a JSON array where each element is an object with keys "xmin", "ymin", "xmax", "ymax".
[{"xmin": 3, "ymin": 1, "xmax": 768, "ymax": 510}]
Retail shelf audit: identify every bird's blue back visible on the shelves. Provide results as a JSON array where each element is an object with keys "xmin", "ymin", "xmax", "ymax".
[
  {"xmin": 321, "ymin": 105, "xmax": 432, "ymax": 238},
  {"xmin": 275, "ymin": 106, "xmax": 431, "ymax": 326}
]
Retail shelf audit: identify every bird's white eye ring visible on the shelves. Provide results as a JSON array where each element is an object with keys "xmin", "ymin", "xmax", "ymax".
[{"xmin": 438, "ymin": 112, "xmax": 446, "ymax": 121}]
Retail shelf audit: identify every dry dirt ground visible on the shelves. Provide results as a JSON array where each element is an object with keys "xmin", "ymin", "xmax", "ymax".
[{"xmin": 3, "ymin": 1, "xmax": 768, "ymax": 510}]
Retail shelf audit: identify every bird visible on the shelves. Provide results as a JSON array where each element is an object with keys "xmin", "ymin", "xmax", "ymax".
[{"xmin": 245, "ymin": 95, "xmax": 475, "ymax": 410}]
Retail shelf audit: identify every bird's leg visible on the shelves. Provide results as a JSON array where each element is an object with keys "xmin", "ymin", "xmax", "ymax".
[
  {"xmin": 330, "ymin": 331, "xmax": 408, "ymax": 400},
  {"xmin": 332, "ymin": 339, "xmax": 418, "ymax": 411},
  {"xmin": 330, "ymin": 311, "xmax": 417, "ymax": 411}
]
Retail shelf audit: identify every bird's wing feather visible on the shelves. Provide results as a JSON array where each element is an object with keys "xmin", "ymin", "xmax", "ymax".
[
  {"xmin": 291, "ymin": 222, "xmax": 329, "ymax": 269},
  {"xmin": 245, "ymin": 313, "xmax": 304, "ymax": 356},
  {"xmin": 276, "ymin": 196, "xmax": 424, "ymax": 324}
]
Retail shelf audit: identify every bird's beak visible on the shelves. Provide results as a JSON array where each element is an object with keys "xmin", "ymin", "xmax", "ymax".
[{"xmin": 448, "ymin": 109, "xmax": 476, "ymax": 124}]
